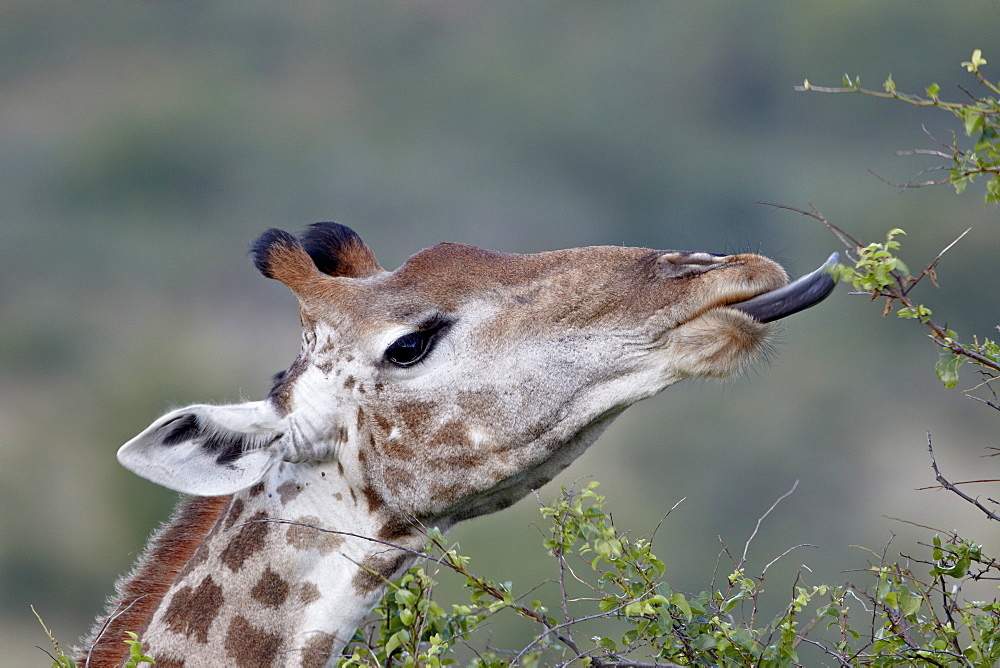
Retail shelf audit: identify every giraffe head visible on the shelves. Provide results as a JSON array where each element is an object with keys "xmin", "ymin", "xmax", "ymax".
[{"xmin": 118, "ymin": 223, "xmax": 835, "ymax": 524}]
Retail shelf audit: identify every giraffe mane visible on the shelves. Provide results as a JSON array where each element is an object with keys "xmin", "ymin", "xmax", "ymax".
[{"xmin": 77, "ymin": 495, "xmax": 231, "ymax": 666}]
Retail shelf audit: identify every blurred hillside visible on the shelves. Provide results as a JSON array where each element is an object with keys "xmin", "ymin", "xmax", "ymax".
[{"xmin": 2, "ymin": 2, "xmax": 998, "ymax": 663}]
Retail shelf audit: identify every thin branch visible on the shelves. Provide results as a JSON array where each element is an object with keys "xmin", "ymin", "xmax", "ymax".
[
  {"xmin": 905, "ymin": 227, "xmax": 972, "ymax": 294},
  {"xmin": 741, "ymin": 479, "xmax": 799, "ymax": 566},
  {"xmin": 591, "ymin": 662, "xmax": 686, "ymax": 668},
  {"xmin": 237, "ymin": 518, "xmax": 428, "ymax": 558},
  {"xmin": 916, "ymin": 478, "xmax": 1000, "ymax": 491},
  {"xmin": 757, "ymin": 201, "xmax": 862, "ymax": 252},
  {"xmin": 649, "ymin": 496, "xmax": 686, "ymax": 546},
  {"xmin": 510, "ymin": 599, "xmax": 636, "ymax": 665},
  {"xmin": 967, "ymin": 394, "xmax": 1000, "ymax": 412},
  {"xmin": 928, "ymin": 330, "xmax": 1000, "ymax": 375},
  {"xmin": 85, "ymin": 594, "xmax": 150, "ymax": 668},
  {"xmin": 921, "ymin": 123, "xmax": 963, "ymax": 155},
  {"xmin": 867, "ymin": 167, "xmax": 950, "ymax": 190},
  {"xmin": 894, "ymin": 148, "xmax": 954, "ymax": 159},
  {"xmin": 884, "ymin": 516, "xmax": 955, "ymax": 536},
  {"xmin": 927, "ymin": 434, "xmax": 1000, "ymax": 522},
  {"xmin": 760, "ymin": 543, "xmax": 818, "ymax": 577}
]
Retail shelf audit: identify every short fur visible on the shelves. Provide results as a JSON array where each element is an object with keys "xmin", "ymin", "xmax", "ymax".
[
  {"xmin": 83, "ymin": 224, "xmax": 818, "ymax": 666},
  {"xmin": 79, "ymin": 495, "xmax": 231, "ymax": 666},
  {"xmin": 299, "ymin": 222, "xmax": 383, "ymax": 278}
]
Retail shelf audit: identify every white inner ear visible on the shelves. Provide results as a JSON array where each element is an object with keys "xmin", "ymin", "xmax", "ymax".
[{"xmin": 117, "ymin": 401, "xmax": 288, "ymax": 496}]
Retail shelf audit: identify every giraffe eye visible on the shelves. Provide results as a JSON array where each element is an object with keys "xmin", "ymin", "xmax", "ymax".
[{"xmin": 384, "ymin": 321, "xmax": 449, "ymax": 367}]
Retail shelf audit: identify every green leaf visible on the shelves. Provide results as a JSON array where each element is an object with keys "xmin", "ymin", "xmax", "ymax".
[
  {"xmin": 901, "ymin": 593, "xmax": 922, "ymax": 617},
  {"xmin": 962, "ymin": 49, "xmax": 987, "ymax": 73},
  {"xmin": 935, "ymin": 352, "xmax": 962, "ymax": 388},
  {"xmin": 926, "ymin": 83, "xmax": 941, "ymax": 99},
  {"xmin": 385, "ymin": 630, "xmax": 410, "ymax": 655},
  {"xmin": 670, "ymin": 592, "xmax": 693, "ymax": 621},
  {"xmin": 964, "ymin": 110, "xmax": 985, "ymax": 137}
]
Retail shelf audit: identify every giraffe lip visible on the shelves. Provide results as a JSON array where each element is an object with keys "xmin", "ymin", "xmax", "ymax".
[{"xmin": 730, "ymin": 252, "xmax": 840, "ymax": 323}]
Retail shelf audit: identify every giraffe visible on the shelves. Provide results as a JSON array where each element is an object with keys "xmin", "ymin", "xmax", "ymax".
[{"xmin": 79, "ymin": 222, "xmax": 837, "ymax": 667}]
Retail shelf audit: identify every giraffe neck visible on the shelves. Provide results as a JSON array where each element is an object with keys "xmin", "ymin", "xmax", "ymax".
[
  {"xmin": 79, "ymin": 495, "xmax": 231, "ymax": 667},
  {"xmin": 84, "ymin": 463, "xmax": 426, "ymax": 668}
]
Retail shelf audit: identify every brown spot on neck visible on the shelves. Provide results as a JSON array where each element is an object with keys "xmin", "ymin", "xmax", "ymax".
[
  {"xmin": 225, "ymin": 615, "xmax": 283, "ymax": 667},
  {"xmin": 299, "ymin": 581, "xmax": 321, "ymax": 605},
  {"xmin": 250, "ymin": 567, "xmax": 291, "ymax": 608},
  {"xmin": 223, "ymin": 497, "xmax": 246, "ymax": 529},
  {"xmin": 285, "ymin": 515, "xmax": 345, "ymax": 554},
  {"xmin": 351, "ymin": 552, "xmax": 410, "ymax": 595},
  {"xmin": 301, "ymin": 631, "xmax": 338, "ymax": 668},
  {"xmin": 373, "ymin": 411, "xmax": 391, "ymax": 434},
  {"xmin": 220, "ymin": 510, "xmax": 271, "ymax": 571},
  {"xmin": 377, "ymin": 514, "xmax": 419, "ymax": 542},
  {"xmin": 163, "ymin": 575, "xmax": 224, "ymax": 643},
  {"xmin": 433, "ymin": 420, "xmax": 471, "ymax": 447},
  {"xmin": 360, "ymin": 484, "xmax": 384, "ymax": 513},
  {"xmin": 77, "ymin": 495, "xmax": 231, "ymax": 667},
  {"xmin": 277, "ymin": 479, "xmax": 303, "ymax": 505}
]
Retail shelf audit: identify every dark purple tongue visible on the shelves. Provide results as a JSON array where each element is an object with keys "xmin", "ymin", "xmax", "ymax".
[{"xmin": 731, "ymin": 252, "xmax": 840, "ymax": 323}]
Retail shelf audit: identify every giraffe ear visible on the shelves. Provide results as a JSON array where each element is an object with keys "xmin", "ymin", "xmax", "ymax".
[
  {"xmin": 117, "ymin": 402, "xmax": 286, "ymax": 496},
  {"xmin": 299, "ymin": 222, "xmax": 383, "ymax": 278}
]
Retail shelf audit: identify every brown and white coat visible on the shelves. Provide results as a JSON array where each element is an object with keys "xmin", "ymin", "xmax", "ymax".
[{"xmin": 79, "ymin": 223, "xmax": 832, "ymax": 667}]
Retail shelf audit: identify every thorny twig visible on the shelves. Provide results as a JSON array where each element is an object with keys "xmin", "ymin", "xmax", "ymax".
[
  {"xmin": 927, "ymin": 434, "xmax": 1000, "ymax": 522},
  {"xmin": 760, "ymin": 201, "xmax": 1000, "ymax": 378}
]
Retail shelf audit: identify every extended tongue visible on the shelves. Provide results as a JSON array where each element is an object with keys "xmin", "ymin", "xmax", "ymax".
[{"xmin": 731, "ymin": 252, "xmax": 840, "ymax": 323}]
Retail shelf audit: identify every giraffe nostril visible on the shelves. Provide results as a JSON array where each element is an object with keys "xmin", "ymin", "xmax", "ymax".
[
  {"xmin": 658, "ymin": 251, "xmax": 724, "ymax": 266},
  {"xmin": 656, "ymin": 252, "xmax": 724, "ymax": 278}
]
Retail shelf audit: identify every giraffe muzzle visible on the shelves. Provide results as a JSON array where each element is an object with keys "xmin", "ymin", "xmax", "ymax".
[{"xmin": 731, "ymin": 252, "xmax": 840, "ymax": 323}]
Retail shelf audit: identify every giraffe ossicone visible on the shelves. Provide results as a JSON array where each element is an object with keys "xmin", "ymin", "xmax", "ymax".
[{"xmin": 82, "ymin": 223, "xmax": 836, "ymax": 667}]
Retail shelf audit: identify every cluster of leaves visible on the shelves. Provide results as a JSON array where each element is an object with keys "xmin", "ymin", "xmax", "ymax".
[
  {"xmin": 342, "ymin": 482, "xmax": 1000, "ymax": 666},
  {"xmin": 799, "ymin": 49, "xmax": 1000, "ymax": 204},
  {"xmin": 775, "ymin": 51, "xmax": 1000, "ymax": 395},
  {"xmin": 768, "ymin": 215, "xmax": 1000, "ymax": 394},
  {"xmin": 31, "ymin": 481, "xmax": 1000, "ymax": 667},
  {"xmin": 33, "ymin": 606, "xmax": 155, "ymax": 668},
  {"xmin": 844, "ymin": 224, "xmax": 998, "ymax": 390},
  {"xmin": 341, "ymin": 562, "xmax": 488, "ymax": 667}
]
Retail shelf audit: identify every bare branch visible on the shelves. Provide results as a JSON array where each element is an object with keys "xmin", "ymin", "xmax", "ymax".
[
  {"xmin": 905, "ymin": 227, "xmax": 972, "ymax": 294},
  {"xmin": 967, "ymin": 394, "xmax": 1000, "ymax": 412},
  {"xmin": 866, "ymin": 167, "xmax": 950, "ymax": 190},
  {"xmin": 760, "ymin": 543, "xmax": 818, "ymax": 576},
  {"xmin": 894, "ymin": 148, "xmax": 954, "ymax": 159},
  {"xmin": 927, "ymin": 434, "xmax": 1000, "ymax": 522},
  {"xmin": 916, "ymin": 478, "xmax": 1000, "ymax": 491},
  {"xmin": 741, "ymin": 479, "xmax": 799, "ymax": 566},
  {"xmin": 920, "ymin": 124, "xmax": 962, "ymax": 155},
  {"xmin": 757, "ymin": 200, "xmax": 862, "ymax": 253}
]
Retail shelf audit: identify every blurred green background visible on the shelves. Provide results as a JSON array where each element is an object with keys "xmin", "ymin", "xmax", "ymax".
[{"xmin": 2, "ymin": 2, "xmax": 999, "ymax": 663}]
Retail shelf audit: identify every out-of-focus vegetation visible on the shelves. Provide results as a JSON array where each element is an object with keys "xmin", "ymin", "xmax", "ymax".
[{"xmin": 3, "ymin": 2, "xmax": 999, "ymax": 664}]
